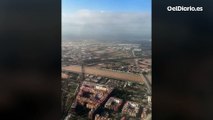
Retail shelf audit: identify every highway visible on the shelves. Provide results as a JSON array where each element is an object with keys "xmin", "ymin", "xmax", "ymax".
[
  {"xmin": 140, "ymin": 74, "xmax": 151, "ymax": 94},
  {"xmin": 132, "ymin": 49, "xmax": 152, "ymax": 94},
  {"xmin": 62, "ymin": 65, "xmax": 144, "ymax": 83}
]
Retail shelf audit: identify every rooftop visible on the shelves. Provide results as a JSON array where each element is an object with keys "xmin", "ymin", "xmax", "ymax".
[
  {"xmin": 122, "ymin": 101, "xmax": 140, "ymax": 117},
  {"xmin": 104, "ymin": 97, "xmax": 123, "ymax": 112},
  {"xmin": 76, "ymin": 81, "xmax": 113, "ymax": 110}
]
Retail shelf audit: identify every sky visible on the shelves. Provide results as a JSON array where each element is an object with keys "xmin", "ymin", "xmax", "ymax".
[{"xmin": 62, "ymin": 0, "xmax": 151, "ymax": 41}]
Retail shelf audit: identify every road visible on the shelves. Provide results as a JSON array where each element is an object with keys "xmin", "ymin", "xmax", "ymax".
[
  {"xmin": 132, "ymin": 49, "xmax": 152, "ymax": 94},
  {"xmin": 140, "ymin": 74, "xmax": 151, "ymax": 94},
  {"xmin": 83, "ymin": 57, "xmax": 142, "ymax": 64},
  {"xmin": 62, "ymin": 65, "xmax": 144, "ymax": 83}
]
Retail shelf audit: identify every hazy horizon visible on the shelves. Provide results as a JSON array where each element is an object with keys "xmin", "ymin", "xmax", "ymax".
[{"xmin": 62, "ymin": 0, "xmax": 151, "ymax": 41}]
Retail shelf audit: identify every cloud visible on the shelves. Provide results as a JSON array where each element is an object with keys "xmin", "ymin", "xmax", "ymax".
[{"xmin": 62, "ymin": 10, "xmax": 151, "ymax": 41}]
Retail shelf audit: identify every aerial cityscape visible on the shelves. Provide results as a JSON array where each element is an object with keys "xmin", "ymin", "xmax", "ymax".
[{"xmin": 62, "ymin": 0, "xmax": 151, "ymax": 120}]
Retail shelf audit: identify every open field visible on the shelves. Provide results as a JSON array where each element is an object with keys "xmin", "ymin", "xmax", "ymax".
[{"xmin": 62, "ymin": 65, "xmax": 144, "ymax": 83}]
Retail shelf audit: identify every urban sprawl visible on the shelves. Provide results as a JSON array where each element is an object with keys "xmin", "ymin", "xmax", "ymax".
[{"xmin": 62, "ymin": 40, "xmax": 152, "ymax": 120}]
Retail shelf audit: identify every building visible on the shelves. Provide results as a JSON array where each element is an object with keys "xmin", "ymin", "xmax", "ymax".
[
  {"xmin": 141, "ymin": 107, "xmax": 152, "ymax": 120},
  {"xmin": 122, "ymin": 101, "xmax": 140, "ymax": 117},
  {"xmin": 94, "ymin": 114, "xmax": 112, "ymax": 120},
  {"xmin": 104, "ymin": 97, "xmax": 123, "ymax": 112},
  {"xmin": 141, "ymin": 108, "xmax": 148, "ymax": 120},
  {"xmin": 147, "ymin": 96, "xmax": 151, "ymax": 105},
  {"xmin": 61, "ymin": 73, "xmax": 69, "ymax": 79},
  {"xmin": 74, "ymin": 82, "xmax": 114, "ymax": 119}
]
